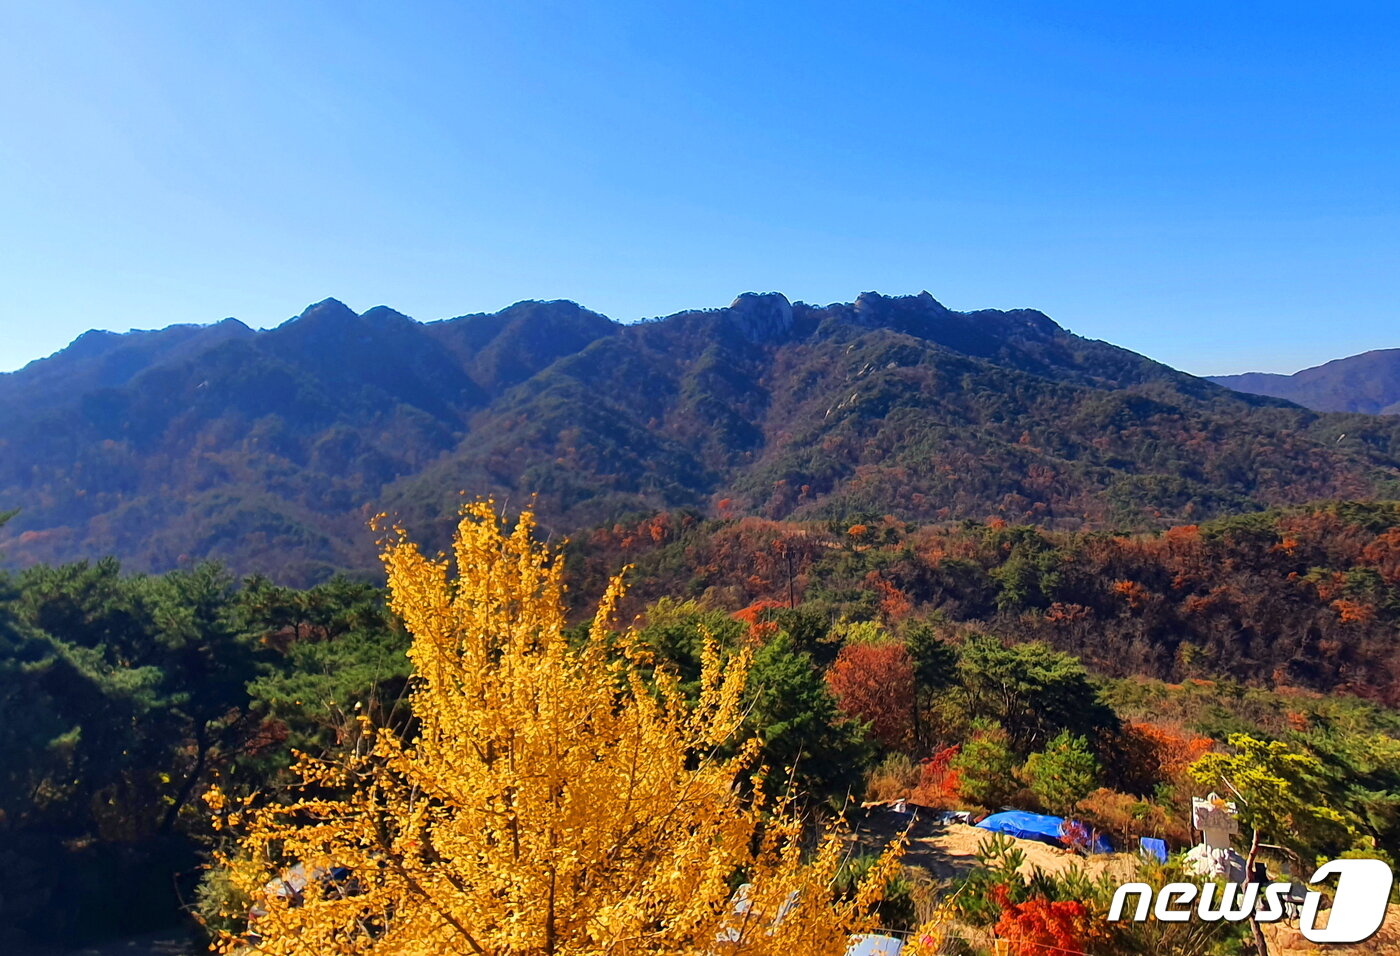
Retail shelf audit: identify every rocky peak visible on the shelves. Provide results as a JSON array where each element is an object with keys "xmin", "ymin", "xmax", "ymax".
[
  {"xmin": 290, "ymin": 297, "xmax": 358, "ymax": 325},
  {"xmin": 211, "ymin": 317, "xmax": 254, "ymax": 335},
  {"xmin": 917, "ymin": 290, "xmax": 949, "ymax": 311},
  {"xmin": 61, "ymin": 328, "xmax": 123, "ymax": 360},
  {"xmin": 727, "ymin": 292, "xmax": 794, "ymax": 342},
  {"xmin": 268, "ymin": 298, "xmax": 367, "ymax": 348},
  {"xmin": 360, "ymin": 305, "xmax": 416, "ymax": 330}
]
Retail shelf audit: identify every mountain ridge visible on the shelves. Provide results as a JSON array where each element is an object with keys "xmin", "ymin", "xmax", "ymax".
[
  {"xmin": 4, "ymin": 291, "xmax": 1398, "ymax": 584},
  {"xmin": 1210, "ymin": 348, "xmax": 1400, "ymax": 415}
]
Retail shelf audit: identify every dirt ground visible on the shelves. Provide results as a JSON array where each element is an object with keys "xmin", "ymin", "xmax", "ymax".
[{"xmin": 846, "ymin": 808, "xmax": 1139, "ymax": 883}]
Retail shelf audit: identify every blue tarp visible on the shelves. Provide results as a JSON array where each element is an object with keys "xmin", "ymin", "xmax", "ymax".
[
  {"xmin": 975, "ymin": 811, "xmax": 1112, "ymax": 854},
  {"xmin": 1140, "ymin": 837, "xmax": 1168, "ymax": 863}
]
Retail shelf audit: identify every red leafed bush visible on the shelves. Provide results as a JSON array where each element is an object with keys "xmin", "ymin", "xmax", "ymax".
[
  {"xmin": 992, "ymin": 885, "xmax": 1101, "ymax": 956},
  {"xmin": 910, "ymin": 744, "xmax": 961, "ymax": 806}
]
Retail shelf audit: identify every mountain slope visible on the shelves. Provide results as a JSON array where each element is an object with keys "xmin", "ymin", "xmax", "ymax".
[
  {"xmin": 5, "ymin": 291, "xmax": 1400, "ymax": 583},
  {"xmin": 382, "ymin": 292, "xmax": 1398, "ymax": 551},
  {"xmin": 0, "ymin": 318, "xmax": 254, "ymax": 414},
  {"xmin": 1211, "ymin": 348, "xmax": 1400, "ymax": 415},
  {"xmin": 0, "ymin": 298, "xmax": 618, "ymax": 580}
]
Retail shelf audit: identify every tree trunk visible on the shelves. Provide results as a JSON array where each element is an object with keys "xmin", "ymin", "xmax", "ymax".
[
  {"xmin": 161, "ymin": 721, "xmax": 208, "ymax": 834},
  {"xmin": 785, "ymin": 549, "xmax": 795, "ymax": 608}
]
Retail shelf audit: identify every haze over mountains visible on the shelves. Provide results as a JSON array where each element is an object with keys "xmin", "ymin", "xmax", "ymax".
[
  {"xmin": 1210, "ymin": 349, "xmax": 1400, "ymax": 415},
  {"xmin": 5, "ymin": 291, "xmax": 1400, "ymax": 584}
]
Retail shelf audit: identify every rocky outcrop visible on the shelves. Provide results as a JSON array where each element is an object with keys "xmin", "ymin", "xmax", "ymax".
[{"xmin": 727, "ymin": 292, "xmax": 794, "ymax": 343}]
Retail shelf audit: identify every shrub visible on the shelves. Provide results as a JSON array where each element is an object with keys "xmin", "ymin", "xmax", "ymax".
[{"xmin": 865, "ymin": 753, "xmax": 921, "ymax": 803}]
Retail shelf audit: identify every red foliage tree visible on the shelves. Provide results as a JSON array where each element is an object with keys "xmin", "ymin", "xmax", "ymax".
[
  {"xmin": 910, "ymin": 744, "xmax": 961, "ymax": 806},
  {"xmin": 1362, "ymin": 527, "xmax": 1400, "ymax": 584},
  {"xmin": 825, "ymin": 643, "xmax": 916, "ymax": 750},
  {"xmin": 864, "ymin": 571, "xmax": 914, "ymax": 623},
  {"xmin": 992, "ymin": 885, "xmax": 1101, "ymax": 956},
  {"xmin": 1113, "ymin": 721, "xmax": 1214, "ymax": 795},
  {"xmin": 732, "ymin": 599, "xmax": 785, "ymax": 640}
]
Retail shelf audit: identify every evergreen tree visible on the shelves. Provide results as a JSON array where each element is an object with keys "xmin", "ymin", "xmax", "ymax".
[
  {"xmin": 951, "ymin": 721, "xmax": 1020, "ymax": 809},
  {"xmin": 957, "ymin": 635, "xmax": 1117, "ymax": 752},
  {"xmin": 744, "ymin": 632, "xmax": 873, "ymax": 802},
  {"xmin": 1021, "ymin": 731, "xmax": 1100, "ymax": 815}
]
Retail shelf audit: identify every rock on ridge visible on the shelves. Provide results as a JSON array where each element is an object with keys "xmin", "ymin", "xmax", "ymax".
[{"xmin": 727, "ymin": 292, "xmax": 794, "ymax": 342}]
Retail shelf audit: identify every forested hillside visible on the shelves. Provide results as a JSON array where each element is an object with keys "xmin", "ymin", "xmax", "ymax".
[
  {"xmin": 568, "ymin": 500, "xmax": 1400, "ymax": 704},
  {"xmin": 7, "ymin": 291, "xmax": 1400, "ymax": 583}
]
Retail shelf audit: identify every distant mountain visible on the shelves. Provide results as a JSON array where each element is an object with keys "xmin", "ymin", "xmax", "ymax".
[
  {"xmin": 1210, "ymin": 349, "xmax": 1400, "ymax": 415},
  {"xmin": 0, "ymin": 318, "xmax": 254, "ymax": 413},
  {"xmin": 5, "ymin": 291, "xmax": 1400, "ymax": 584}
]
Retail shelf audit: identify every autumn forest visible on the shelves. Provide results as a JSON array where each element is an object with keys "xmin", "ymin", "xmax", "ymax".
[{"xmin": 3, "ymin": 497, "xmax": 1399, "ymax": 953}]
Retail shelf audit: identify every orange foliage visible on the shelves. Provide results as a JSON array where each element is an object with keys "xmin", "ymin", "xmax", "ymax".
[
  {"xmin": 1076, "ymin": 788, "xmax": 1170, "ymax": 844},
  {"xmin": 991, "ymin": 886, "xmax": 1102, "ymax": 956},
  {"xmin": 864, "ymin": 571, "xmax": 913, "ymax": 623},
  {"xmin": 583, "ymin": 512, "xmax": 691, "ymax": 554},
  {"xmin": 1119, "ymin": 722, "xmax": 1215, "ymax": 789},
  {"xmin": 1278, "ymin": 509, "xmax": 1371, "ymax": 565},
  {"xmin": 1044, "ymin": 602, "xmax": 1091, "ymax": 624},
  {"xmin": 1362, "ymin": 527, "xmax": 1400, "ymax": 584},
  {"xmin": 732, "ymin": 599, "xmax": 785, "ymax": 639},
  {"xmin": 1111, "ymin": 579, "xmax": 1149, "ymax": 610},
  {"xmin": 1312, "ymin": 571, "xmax": 1348, "ymax": 602},
  {"xmin": 910, "ymin": 745, "xmax": 961, "ymax": 807},
  {"xmin": 826, "ymin": 643, "xmax": 916, "ymax": 750},
  {"xmin": 1181, "ymin": 592, "xmax": 1217, "ymax": 616},
  {"xmin": 1332, "ymin": 598, "xmax": 1375, "ymax": 624}
]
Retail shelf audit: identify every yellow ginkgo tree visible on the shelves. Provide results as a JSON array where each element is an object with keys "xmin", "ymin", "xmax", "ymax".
[{"xmin": 204, "ymin": 501, "xmax": 901, "ymax": 955}]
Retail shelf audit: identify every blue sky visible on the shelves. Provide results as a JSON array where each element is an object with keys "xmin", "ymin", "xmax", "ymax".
[{"xmin": 2, "ymin": 1, "xmax": 1398, "ymax": 375}]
